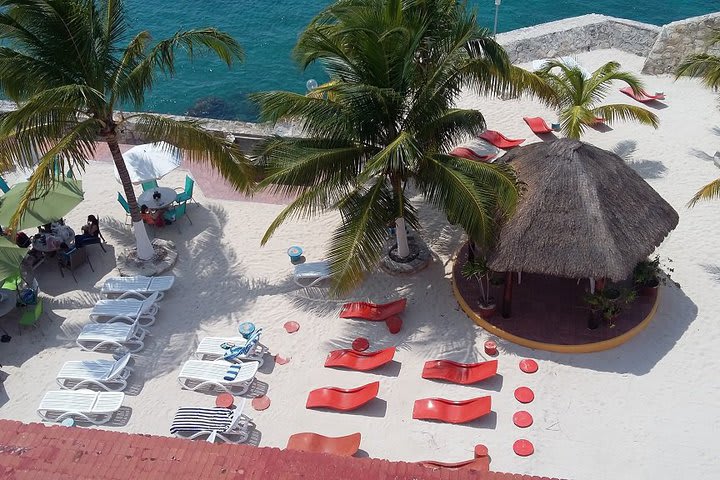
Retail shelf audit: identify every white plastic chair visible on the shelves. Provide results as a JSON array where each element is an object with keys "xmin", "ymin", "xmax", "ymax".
[
  {"xmin": 293, "ymin": 261, "xmax": 331, "ymax": 287},
  {"xmin": 56, "ymin": 352, "xmax": 132, "ymax": 391},
  {"xmin": 89, "ymin": 291, "xmax": 159, "ymax": 327},
  {"xmin": 177, "ymin": 359, "xmax": 259, "ymax": 395},
  {"xmin": 195, "ymin": 330, "xmax": 266, "ymax": 366},
  {"xmin": 37, "ymin": 390, "xmax": 125, "ymax": 424},
  {"xmin": 170, "ymin": 400, "xmax": 252, "ymax": 444},
  {"xmin": 101, "ymin": 275, "xmax": 175, "ymax": 300},
  {"xmin": 76, "ymin": 322, "xmax": 146, "ymax": 353}
]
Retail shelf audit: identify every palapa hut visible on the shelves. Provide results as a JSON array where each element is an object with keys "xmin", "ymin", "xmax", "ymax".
[{"xmin": 487, "ymin": 138, "xmax": 679, "ymax": 317}]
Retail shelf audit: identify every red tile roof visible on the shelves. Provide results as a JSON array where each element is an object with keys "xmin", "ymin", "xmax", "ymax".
[{"xmin": 0, "ymin": 420, "xmax": 563, "ymax": 479}]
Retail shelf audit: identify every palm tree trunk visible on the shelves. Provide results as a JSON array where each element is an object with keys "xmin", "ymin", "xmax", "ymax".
[
  {"xmin": 106, "ymin": 136, "xmax": 154, "ymax": 260},
  {"xmin": 391, "ymin": 174, "xmax": 410, "ymax": 258}
]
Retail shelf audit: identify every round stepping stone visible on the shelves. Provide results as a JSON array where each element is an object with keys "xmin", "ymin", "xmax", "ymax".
[
  {"xmin": 474, "ymin": 444, "xmax": 488, "ymax": 458},
  {"xmin": 275, "ymin": 355, "xmax": 291, "ymax": 365},
  {"xmin": 514, "ymin": 386, "xmax": 535, "ymax": 404},
  {"xmin": 215, "ymin": 393, "xmax": 234, "ymax": 408},
  {"xmin": 513, "ymin": 439, "xmax": 534, "ymax": 457},
  {"xmin": 352, "ymin": 337, "xmax": 370, "ymax": 352},
  {"xmin": 284, "ymin": 321, "xmax": 300, "ymax": 333},
  {"xmin": 513, "ymin": 411, "xmax": 533, "ymax": 428},
  {"xmin": 252, "ymin": 395, "xmax": 271, "ymax": 411},
  {"xmin": 519, "ymin": 359, "xmax": 538, "ymax": 374},
  {"xmin": 386, "ymin": 315, "xmax": 402, "ymax": 334},
  {"xmin": 484, "ymin": 340, "xmax": 498, "ymax": 356}
]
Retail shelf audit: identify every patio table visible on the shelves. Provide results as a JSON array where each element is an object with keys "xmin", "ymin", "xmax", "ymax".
[{"xmin": 138, "ymin": 187, "xmax": 177, "ymax": 210}]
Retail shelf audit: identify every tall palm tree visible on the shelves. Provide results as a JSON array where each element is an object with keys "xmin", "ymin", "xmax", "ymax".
[
  {"xmin": 0, "ymin": 0, "xmax": 253, "ymax": 259},
  {"xmin": 536, "ymin": 60, "xmax": 659, "ymax": 139},
  {"xmin": 677, "ymin": 31, "xmax": 720, "ymax": 206},
  {"xmin": 252, "ymin": 0, "xmax": 552, "ymax": 294}
]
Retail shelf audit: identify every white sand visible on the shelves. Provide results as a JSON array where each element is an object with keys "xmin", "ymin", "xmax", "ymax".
[{"xmin": 1, "ymin": 48, "xmax": 719, "ymax": 480}]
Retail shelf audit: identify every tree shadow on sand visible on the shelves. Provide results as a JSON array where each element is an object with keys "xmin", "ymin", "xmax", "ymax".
[{"xmin": 614, "ymin": 140, "xmax": 667, "ymax": 179}]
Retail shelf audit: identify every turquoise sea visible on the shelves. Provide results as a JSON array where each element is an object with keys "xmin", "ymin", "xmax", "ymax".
[{"xmin": 124, "ymin": 0, "xmax": 717, "ymax": 120}]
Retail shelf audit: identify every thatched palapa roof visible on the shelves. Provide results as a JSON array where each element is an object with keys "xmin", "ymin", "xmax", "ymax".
[{"xmin": 487, "ymin": 139, "xmax": 678, "ymax": 280}]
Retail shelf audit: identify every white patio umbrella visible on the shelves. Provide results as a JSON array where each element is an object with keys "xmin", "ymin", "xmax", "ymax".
[{"xmin": 113, "ymin": 142, "xmax": 182, "ymax": 185}]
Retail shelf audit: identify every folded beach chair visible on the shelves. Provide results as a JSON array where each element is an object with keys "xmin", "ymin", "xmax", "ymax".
[
  {"xmin": 76, "ymin": 322, "xmax": 146, "ymax": 353},
  {"xmin": 56, "ymin": 352, "xmax": 132, "ymax": 391},
  {"xmin": 37, "ymin": 390, "xmax": 125, "ymax": 424},
  {"xmin": 619, "ymin": 86, "xmax": 665, "ymax": 103},
  {"xmin": 177, "ymin": 359, "xmax": 259, "ymax": 395},
  {"xmin": 294, "ymin": 261, "xmax": 331, "ymax": 287},
  {"xmin": 195, "ymin": 329, "xmax": 267, "ymax": 366},
  {"xmin": 101, "ymin": 275, "xmax": 175, "ymax": 300},
  {"xmin": 170, "ymin": 400, "xmax": 252, "ymax": 444},
  {"xmin": 523, "ymin": 116, "xmax": 553, "ymax": 134},
  {"xmin": 479, "ymin": 130, "xmax": 525, "ymax": 149},
  {"xmin": 89, "ymin": 291, "xmax": 159, "ymax": 328}
]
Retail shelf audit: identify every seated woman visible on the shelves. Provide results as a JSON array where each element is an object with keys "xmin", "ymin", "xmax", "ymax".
[
  {"xmin": 74, "ymin": 215, "xmax": 100, "ymax": 247},
  {"xmin": 140, "ymin": 205, "xmax": 167, "ymax": 227}
]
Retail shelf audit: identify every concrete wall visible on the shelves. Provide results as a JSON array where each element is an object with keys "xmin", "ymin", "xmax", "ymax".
[{"xmin": 642, "ymin": 12, "xmax": 720, "ymax": 75}]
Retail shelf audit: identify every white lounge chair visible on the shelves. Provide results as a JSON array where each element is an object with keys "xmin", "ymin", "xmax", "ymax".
[
  {"xmin": 76, "ymin": 322, "xmax": 146, "ymax": 353},
  {"xmin": 37, "ymin": 390, "xmax": 125, "ymax": 424},
  {"xmin": 89, "ymin": 291, "xmax": 159, "ymax": 327},
  {"xmin": 56, "ymin": 352, "xmax": 132, "ymax": 391},
  {"xmin": 294, "ymin": 261, "xmax": 331, "ymax": 287},
  {"xmin": 101, "ymin": 275, "xmax": 175, "ymax": 300},
  {"xmin": 177, "ymin": 359, "xmax": 259, "ymax": 395},
  {"xmin": 170, "ymin": 400, "xmax": 252, "ymax": 444},
  {"xmin": 532, "ymin": 56, "xmax": 591, "ymax": 79},
  {"xmin": 195, "ymin": 330, "xmax": 267, "ymax": 366}
]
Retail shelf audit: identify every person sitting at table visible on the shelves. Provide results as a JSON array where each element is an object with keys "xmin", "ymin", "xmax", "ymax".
[
  {"xmin": 141, "ymin": 205, "xmax": 169, "ymax": 227},
  {"xmin": 38, "ymin": 223, "xmax": 52, "ymax": 234},
  {"xmin": 74, "ymin": 215, "xmax": 100, "ymax": 247}
]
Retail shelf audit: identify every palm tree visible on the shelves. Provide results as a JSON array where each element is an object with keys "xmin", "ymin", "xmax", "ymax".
[
  {"xmin": 536, "ymin": 60, "xmax": 659, "ymax": 139},
  {"xmin": 0, "ymin": 0, "xmax": 254, "ymax": 259},
  {"xmin": 677, "ymin": 31, "xmax": 720, "ymax": 206},
  {"xmin": 251, "ymin": 0, "xmax": 552, "ymax": 294}
]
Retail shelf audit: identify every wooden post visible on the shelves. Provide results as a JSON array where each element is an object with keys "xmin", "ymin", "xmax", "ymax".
[
  {"xmin": 595, "ymin": 277, "xmax": 606, "ymax": 292},
  {"xmin": 502, "ymin": 271, "xmax": 513, "ymax": 318}
]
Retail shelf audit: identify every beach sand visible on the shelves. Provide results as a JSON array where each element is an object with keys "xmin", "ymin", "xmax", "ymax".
[{"xmin": 0, "ymin": 48, "xmax": 719, "ymax": 480}]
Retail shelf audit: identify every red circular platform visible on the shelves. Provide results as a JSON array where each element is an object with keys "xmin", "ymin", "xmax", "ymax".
[
  {"xmin": 252, "ymin": 395, "xmax": 271, "ymax": 411},
  {"xmin": 484, "ymin": 341, "xmax": 498, "ymax": 356},
  {"xmin": 474, "ymin": 444, "xmax": 489, "ymax": 458},
  {"xmin": 284, "ymin": 321, "xmax": 300, "ymax": 333},
  {"xmin": 513, "ymin": 411, "xmax": 533, "ymax": 428},
  {"xmin": 352, "ymin": 337, "xmax": 370, "ymax": 352},
  {"xmin": 215, "ymin": 393, "xmax": 234, "ymax": 408},
  {"xmin": 513, "ymin": 439, "xmax": 534, "ymax": 456},
  {"xmin": 514, "ymin": 387, "xmax": 535, "ymax": 404},
  {"xmin": 275, "ymin": 355, "xmax": 291, "ymax": 365},
  {"xmin": 386, "ymin": 316, "xmax": 402, "ymax": 334},
  {"xmin": 519, "ymin": 359, "xmax": 538, "ymax": 373}
]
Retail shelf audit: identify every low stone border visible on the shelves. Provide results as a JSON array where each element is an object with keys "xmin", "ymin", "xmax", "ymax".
[
  {"xmin": 379, "ymin": 232, "xmax": 432, "ymax": 275},
  {"xmin": 116, "ymin": 239, "xmax": 178, "ymax": 276}
]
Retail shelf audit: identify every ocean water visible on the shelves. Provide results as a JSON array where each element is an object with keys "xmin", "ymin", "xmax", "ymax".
[{"xmin": 124, "ymin": 0, "xmax": 717, "ymax": 120}]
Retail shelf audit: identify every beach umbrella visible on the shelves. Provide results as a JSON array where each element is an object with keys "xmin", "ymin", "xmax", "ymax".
[
  {"xmin": 0, "ymin": 237, "xmax": 26, "ymax": 280},
  {"xmin": 113, "ymin": 142, "xmax": 182, "ymax": 185},
  {"xmin": 0, "ymin": 179, "xmax": 84, "ymax": 231}
]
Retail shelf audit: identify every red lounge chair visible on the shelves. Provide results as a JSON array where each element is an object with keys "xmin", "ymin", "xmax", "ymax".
[
  {"xmin": 339, "ymin": 299, "xmax": 407, "ymax": 321},
  {"xmin": 325, "ymin": 347, "xmax": 396, "ymax": 371},
  {"xmin": 449, "ymin": 146, "xmax": 495, "ymax": 162},
  {"xmin": 412, "ymin": 396, "xmax": 492, "ymax": 424},
  {"xmin": 286, "ymin": 432, "xmax": 361, "ymax": 456},
  {"xmin": 306, "ymin": 381, "xmax": 379, "ymax": 411},
  {"xmin": 619, "ymin": 87, "xmax": 665, "ymax": 103},
  {"xmin": 421, "ymin": 359, "xmax": 498, "ymax": 385},
  {"xmin": 479, "ymin": 130, "xmax": 525, "ymax": 149},
  {"xmin": 523, "ymin": 116, "xmax": 552, "ymax": 134}
]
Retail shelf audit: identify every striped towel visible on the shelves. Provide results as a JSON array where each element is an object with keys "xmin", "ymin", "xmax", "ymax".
[{"xmin": 170, "ymin": 407, "xmax": 233, "ymax": 434}]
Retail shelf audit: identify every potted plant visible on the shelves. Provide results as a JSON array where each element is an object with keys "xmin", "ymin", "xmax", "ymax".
[
  {"xmin": 462, "ymin": 258, "xmax": 496, "ymax": 317},
  {"xmin": 585, "ymin": 288, "xmax": 637, "ymax": 329},
  {"xmin": 633, "ymin": 255, "xmax": 668, "ymax": 295}
]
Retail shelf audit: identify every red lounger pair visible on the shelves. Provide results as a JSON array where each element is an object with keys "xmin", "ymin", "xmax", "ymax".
[
  {"xmin": 479, "ymin": 130, "xmax": 525, "ymax": 149},
  {"xmin": 286, "ymin": 432, "xmax": 361, "ymax": 456},
  {"xmin": 339, "ymin": 298, "xmax": 406, "ymax": 321},
  {"xmin": 619, "ymin": 86, "xmax": 665, "ymax": 103},
  {"xmin": 325, "ymin": 347, "xmax": 396, "ymax": 371},
  {"xmin": 412, "ymin": 396, "xmax": 492, "ymax": 424},
  {"xmin": 421, "ymin": 359, "xmax": 497, "ymax": 384},
  {"xmin": 306, "ymin": 381, "xmax": 379, "ymax": 411},
  {"xmin": 523, "ymin": 116, "xmax": 553, "ymax": 134}
]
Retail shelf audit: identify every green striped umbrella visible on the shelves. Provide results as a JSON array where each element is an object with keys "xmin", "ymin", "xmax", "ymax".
[
  {"xmin": 0, "ymin": 237, "xmax": 26, "ymax": 280},
  {"xmin": 0, "ymin": 180, "xmax": 84, "ymax": 231}
]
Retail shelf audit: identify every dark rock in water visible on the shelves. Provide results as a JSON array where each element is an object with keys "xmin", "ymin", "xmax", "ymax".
[{"xmin": 186, "ymin": 96, "xmax": 237, "ymax": 120}]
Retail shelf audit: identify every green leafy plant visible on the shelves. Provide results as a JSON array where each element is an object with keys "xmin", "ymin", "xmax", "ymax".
[
  {"xmin": 633, "ymin": 255, "xmax": 675, "ymax": 287},
  {"xmin": 461, "ymin": 258, "xmax": 493, "ymax": 308},
  {"xmin": 585, "ymin": 287, "xmax": 636, "ymax": 327}
]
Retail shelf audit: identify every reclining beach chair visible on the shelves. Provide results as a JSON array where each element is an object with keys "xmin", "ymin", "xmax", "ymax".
[
  {"xmin": 177, "ymin": 359, "xmax": 259, "ymax": 395},
  {"xmin": 37, "ymin": 390, "xmax": 125, "ymax": 424},
  {"xmin": 619, "ymin": 86, "xmax": 666, "ymax": 103},
  {"xmin": 56, "ymin": 352, "xmax": 132, "ymax": 391},
  {"xmin": 523, "ymin": 116, "xmax": 553, "ymax": 134},
  {"xmin": 294, "ymin": 261, "xmax": 331, "ymax": 287},
  {"xmin": 76, "ymin": 322, "xmax": 146, "ymax": 353},
  {"xmin": 195, "ymin": 329, "xmax": 267, "ymax": 366},
  {"xmin": 101, "ymin": 275, "xmax": 175, "ymax": 300},
  {"xmin": 170, "ymin": 400, "xmax": 252, "ymax": 444},
  {"xmin": 89, "ymin": 291, "xmax": 159, "ymax": 328}
]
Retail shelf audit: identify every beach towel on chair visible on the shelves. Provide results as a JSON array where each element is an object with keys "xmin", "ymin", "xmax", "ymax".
[{"xmin": 170, "ymin": 407, "xmax": 233, "ymax": 434}]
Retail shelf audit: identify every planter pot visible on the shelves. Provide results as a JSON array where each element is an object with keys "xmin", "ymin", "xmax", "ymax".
[
  {"xmin": 602, "ymin": 288, "xmax": 621, "ymax": 301},
  {"xmin": 638, "ymin": 278, "xmax": 659, "ymax": 296},
  {"xmin": 587, "ymin": 311, "xmax": 601, "ymax": 330},
  {"xmin": 478, "ymin": 303, "xmax": 497, "ymax": 318}
]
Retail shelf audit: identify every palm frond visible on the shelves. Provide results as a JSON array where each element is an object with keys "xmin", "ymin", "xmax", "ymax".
[
  {"xmin": 676, "ymin": 53, "xmax": 720, "ymax": 89},
  {"xmin": 687, "ymin": 177, "xmax": 720, "ymax": 207},
  {"xmin": 592, "ymin": 104, "xmax": 659, "ymax": 128}
]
